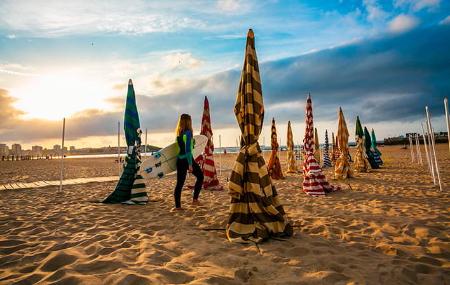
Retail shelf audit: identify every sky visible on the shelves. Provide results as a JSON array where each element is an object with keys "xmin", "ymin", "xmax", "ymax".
[{"xmin": 0, "ymin": 0, "xmax": 449, "ymax": 149}]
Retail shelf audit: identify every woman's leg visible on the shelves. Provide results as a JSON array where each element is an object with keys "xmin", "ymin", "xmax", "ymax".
[
  {"xmin": 174, "ymin": 159, "xmax": 188, "ymax": 208},
  {"xmin": 192, "ymin": 161, "xmax": 204, "ymax": 200}
]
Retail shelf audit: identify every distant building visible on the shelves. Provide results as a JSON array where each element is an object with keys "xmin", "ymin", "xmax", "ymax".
[
  {"xmin": 31, "ymin": 145, "xmax": 43, "ymax": 156},
  {"xmin": 62, "ymin": 147, "xmax": 68, "ymax": 152},
  {"xmin": 69, "ymin": 146, "xmax": 75, "ymax": 151},
  {"xmin": 11, "ymin": 144, "xmax": 22, "ymax": 156},
  {"xmin": 53, "ymin": 145, "xmax": 61, "ymax": 152},
  {"xmin": 0, "ymin": 144, "xmax": 9, "ymax": 156}
]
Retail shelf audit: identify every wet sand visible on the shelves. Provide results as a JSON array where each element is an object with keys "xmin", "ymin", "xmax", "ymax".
[{"xmin": 0, "ymin": 145, "xmax": 449, "ymax": 284}]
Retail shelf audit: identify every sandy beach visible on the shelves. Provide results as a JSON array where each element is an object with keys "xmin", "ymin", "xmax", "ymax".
[{"xmin": 0, "ymin": 145, "xmax": 449, "ymax": 284}]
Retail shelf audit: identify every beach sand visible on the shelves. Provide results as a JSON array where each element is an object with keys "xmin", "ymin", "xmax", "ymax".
[{"xmin": 0, "ymin": 145, "xmax": 449, "ymax": 284}]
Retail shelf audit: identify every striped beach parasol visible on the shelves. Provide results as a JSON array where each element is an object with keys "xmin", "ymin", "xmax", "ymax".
[
  {"xmin": 364, "ymin": 126, "xmax": 379, "ymax": 169},
  {"xmin": 286, "ymin": 121, "xmax": 298, "ymax": 173},
  {"xmin": 227, "ymin": 29, "xmax": 292, "ymax": 241},
  {"xmin": 353, "ymin": 116, "xmax": 370, "ymax": 173},
  {"xmin": 267, "ymin": 118, "xmax": 284, "ymax": 179},
  {"xmin": 334, "ymin": 107, "xmax": 353, "ymax": 179},
  {"xmin": 371, "ymin": 128, "xmax": 383, "ymax": 165},
  {"xmin": 314, "ymin": 127, "xmax": 321, "ymax": 164},
  {"xmin": 302, "ymin": 95, "xmax": 339, "ymax": 196},
  {"xmin": 331, "ymin": 132, "xmax": 337, "ymax": 164},
  {"xmin": 103, "ymin": 79, "xmax": 148, "ymax": 204},
  {"xmin": 196, "ymin": 96, "xmax": 222, "ymax": 190},
  {"xmin": 322, "ymin": 130, "xmax": 332, "ymax": 168}
]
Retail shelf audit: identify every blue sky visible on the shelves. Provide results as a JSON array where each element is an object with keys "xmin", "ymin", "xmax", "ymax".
[{"xmin": 0, "ymin": 0, "xmax": 449, "ymax": 148}]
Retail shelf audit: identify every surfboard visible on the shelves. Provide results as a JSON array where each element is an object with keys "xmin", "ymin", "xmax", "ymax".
[{"xmin": 141, "ymin": 134, "xmax": 208, "ymax": 179}]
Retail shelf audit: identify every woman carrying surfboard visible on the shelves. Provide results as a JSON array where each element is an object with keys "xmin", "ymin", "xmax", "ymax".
[{"xmin": 173, "ymin": 114, "xmax": 204, "ymax": 210}]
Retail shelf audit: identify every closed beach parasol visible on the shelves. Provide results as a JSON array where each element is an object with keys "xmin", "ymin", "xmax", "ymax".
[
  {"xmin": 267, "ymin": 118, "xmax": 284, "ymax": 179},
  {"xmin": 371, "ymin": 128, "xmax": 383, "ymax": 165},
  {"xmin": 322, "ymin": 130, "xmax": 332, "ymax": 168},
  {"xmin": 227, "ymin": 29, "xmax": 292, "ymax": 241},
  {"xmin": 353, "ymin": 116, "xmax": 370, "ymax": 173},
  {"xmin": 302, "ymin": 95, "xmax": 339, "ymax": 196},
  {"xmin": 314, "ymin": 127, "xmax": 321, "ymax": 164},
  {"xmin": 196, "ymin": 96, "xmax": 222, "ymax": 190},
  {"xmin": 286, "ymin": 121, "xmax": 298, "ymax": 173},
  {"xmin": 334, "ymin": 107, "xmax": 353, "ymax": 179},
  {"xmin": 331, "ymin": 132, "xmax": 337, "ymax": 164},
  {"xmin": 364, "ymin": 126, "xmax": 379, "ymax": 169},
  {"xmin": 103, "ymin": 79, "xmax": 148, "ymax": 204}
]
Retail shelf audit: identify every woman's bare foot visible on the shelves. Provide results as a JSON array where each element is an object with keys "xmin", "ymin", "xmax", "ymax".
[
  {"xmin": 170, "ymin": 207, "xmax": 184, "ymax": 212},
  {"xmin": 192, "ymin": 199, "xmax": 201, "ymax": 206}
]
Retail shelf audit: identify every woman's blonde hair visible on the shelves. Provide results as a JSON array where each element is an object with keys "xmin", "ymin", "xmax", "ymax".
[{"xmin": 175, "ymin": 113, "xmax": 193, "ymax": 136}]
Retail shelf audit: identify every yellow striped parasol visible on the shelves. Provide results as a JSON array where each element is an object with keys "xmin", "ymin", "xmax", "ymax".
[
  {"xmin": 227, "ymin": 29, "xmax": 292, "ymax": 241},
  {"xmin": 334, "ymin": 107, "xmax": 353, "ymax": 179}
]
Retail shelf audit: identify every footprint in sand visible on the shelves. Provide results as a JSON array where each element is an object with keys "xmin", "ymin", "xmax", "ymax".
[
  {"xmin": 40, "ymin": 252, "xmax": 77, "ymax": 272},
  {"xmin": 153, "ymin": 268, "xmax": 194, "ymax": 284},
  {"xmin": 148, "ymin": 250, "xmax": 172, "ymax": 265},
  {"xmin": 115, "ymin": 273, "xmax": 154, "ymax": 285}
]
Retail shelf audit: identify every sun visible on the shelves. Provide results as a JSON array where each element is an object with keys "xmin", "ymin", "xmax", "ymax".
[{"xmin": 12, "ymin": 72, "xmax": 113, "ymax": 121}]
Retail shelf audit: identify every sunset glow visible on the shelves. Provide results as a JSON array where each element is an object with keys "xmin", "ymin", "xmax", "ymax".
[{"xmin": 12, "ymin": 72, "xmax": 114, "ymax": 120}]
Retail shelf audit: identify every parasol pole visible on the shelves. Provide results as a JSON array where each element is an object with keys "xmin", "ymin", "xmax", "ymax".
[
  {"xmin": 425, "ymin": 120, "xmax": 437, "ymax": 185},
  {"xmin": 145, "ymin": 128, "xmax": 148, "ymax": 156},
  {"xmin": 219, "ymin": 134, "xmax": 222, "ymax": 176},
  {"xmin": 426, "ymin": 106, "xmax": 442, "ymax": 191},
  {"xmin": 415, "ymin": 133, "xmax": 423, "ymax": 165},
  {"xmin": 445, "ymin": 97, "xmax": 450, "ymax": 154},
  {"xmin": 59, "ymin": 118, "xmax": 65, "ymax": 191},
  {"xmin": 421, "ymin": 122, "xmax": 433, "ymax": 178},
  {"xmin": 408, "ymin": 135, "xmax": 415, "ymax": 163},
  {"xmin": 118, "ymin": 121, "xmax": 121, "ymax": 176}
]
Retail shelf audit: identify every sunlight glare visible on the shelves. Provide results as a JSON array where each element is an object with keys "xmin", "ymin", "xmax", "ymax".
[{"xmin": 12, "ymin": 72, "xmax": 113, "ymax": 120}]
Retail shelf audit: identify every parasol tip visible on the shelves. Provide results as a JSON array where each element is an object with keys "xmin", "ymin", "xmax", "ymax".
[
  {"xmin": 128, "ymin": 79, "xmax": 133, "ymax": 85},
  {"xmin": 247, "ymin": 29, "xmax": 254, "ymax": 38}
]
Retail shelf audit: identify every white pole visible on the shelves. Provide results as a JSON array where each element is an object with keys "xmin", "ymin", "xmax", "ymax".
[
  {"xmin": 118, "ymin": 121, "xmax": 121, "ymax": 176},
  {"xmin": 445, "ymin": 97, "xmax": 450, "ymax": 153},
  {"xmin": 415, "ymin": 133, "xmax": 423, "ymax": 165},
  {"xmin": 425, "ymin": 119, "xmax": 437, "ymax": 185},
  {"xmin": 145, "ymin": 128, "xmax": 148, "ymax": 156},
  {"xmin": 421, "ymin": 122, "xmax": 433, "ymax": 177},
  {"xmin": 59, "ymin": 118, "xmax": 65, "ymax": 191},
  {"xmin": 426, "ymin": 106, "xmax": 443, "ymax": 191},
  {"xmin": 408, "ymin": 135, "xmax": 415, "ymax": 163},
  {"xmin": 219, "ymin": 134, "xmax": 222, "ymax": 176}
]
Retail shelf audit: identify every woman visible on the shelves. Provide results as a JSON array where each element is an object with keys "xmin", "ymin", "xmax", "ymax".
[{"xmin": 173, "ymin": 114, "xmax": 204, "ymax": 210}]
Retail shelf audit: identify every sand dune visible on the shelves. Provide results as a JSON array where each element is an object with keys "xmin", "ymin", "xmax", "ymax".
[{"xmin": 0, "ymin": 145, "xmax": 449, "ymax": 284}]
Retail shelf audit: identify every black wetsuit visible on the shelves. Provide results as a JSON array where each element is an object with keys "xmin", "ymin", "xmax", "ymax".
[{"xmin": 174, "ymin": 130, "xmax": 203, "ymax": 208}]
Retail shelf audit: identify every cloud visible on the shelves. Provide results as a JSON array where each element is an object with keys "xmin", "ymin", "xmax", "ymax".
[
  {"xmin": 388, "ymin": 14, "xmax": 419, "ymax": 33},
  {"xmin": 0, "ymin": 63, "xmax": 35, "ymax": 76},
  {"xmin": 216, "ymin": 0, "xmax": 250, "ymax": 13},
  {"xmin": 394, "ymin": 0, "xmax": 441, "ymax": 11},
  {"xmin": 0, "ymin": 89, "xmax": 25, "ymax": 124},
  {"xmin": 363, "ymin": 0, "xmax": 388, "ymax": 22},
  {"xmin": 0, "ymin": 0, "xmax": 207, "ymax": 37},
  {"xmin": 440, "ymin": 15, "xmax": 450, "ymax": 25},
  {"xmin": 1, "ymin": 24, "xmax": 449, "ymax": 144},
  {"xmin": 162, "ymin": 52, "xmax": 203, "ymax": 70}
]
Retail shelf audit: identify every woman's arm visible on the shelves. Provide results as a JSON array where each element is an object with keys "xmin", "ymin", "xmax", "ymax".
[{"xmin": 185, "ymin": 130, "xmax": 193, "ymax": 166}]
